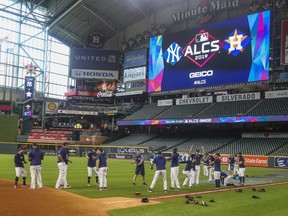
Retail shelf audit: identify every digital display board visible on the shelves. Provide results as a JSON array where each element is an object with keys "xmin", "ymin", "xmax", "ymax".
[{"xmin": 148, "ymin": 10, "xmax": 270, "ymax": 92}]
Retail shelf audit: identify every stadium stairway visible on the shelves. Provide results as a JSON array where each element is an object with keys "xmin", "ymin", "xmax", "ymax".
[
  {"xmin": 136, "ymin": 134, "xmax": 160, "ymax": 146},
  {"xmin": 268, "ymin": 142, "xmax": 288, "ymax": 155},
  {"xmin": 152, "ymin": 106, "xmax": 173, "ymax": 119},
  {"xmin": 210, "ymin": 137, "xmax": 240, "ymax": 154},
  {"xmin": 243, "ymin": 99, "xmax": 264, "ymax": 115},
  {"xmin": 194, "ymin": 103, "xmax": 216, "ymax": 118}
]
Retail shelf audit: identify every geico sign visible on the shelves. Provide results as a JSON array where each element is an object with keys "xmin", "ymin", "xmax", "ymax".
[
  {"xmin": 189, "ymin": 70, "xmax": 213, "ymax": 78},
  {"xmin": 184, "ymin": 40, "xmax": 220, "ymax": 56}
]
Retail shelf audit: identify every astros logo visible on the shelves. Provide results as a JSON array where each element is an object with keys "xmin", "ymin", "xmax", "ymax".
[{"xmin": 223, "ymin": 29, "xmax": 251, "ymax": 56}]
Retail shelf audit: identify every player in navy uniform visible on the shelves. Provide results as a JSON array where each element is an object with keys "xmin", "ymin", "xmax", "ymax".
[
  {"xmin": 55, "ymin": 142, "xmax": 72, "ymax": 189},
  {"xmin": 237, "ymin": 152, "xmax": 246, "ymax": 186},
  {"xmin": 220, "ymin": 171, "xmax": 236, "ymax": 186},
  {"xmin": 131, "ymin": 149, "xmax": 146, "ymax": 185},
  {"xmin": 86, "ymin": 148, "xmax": 98, "ymax": 186},
  {"xmin": 96, "ymin": 148, "xmax": 108, "ymax": 190},
  {"xmin": 211, "ymin": 153, "xmax": 221, "ymax": 189},
  {"xmin": 28, "ymin": 143, "xmax": 44, "ymax": 189},
  {"xmin": 233, "ymin": 154, "xmax": 239, "ymax": 175},
  {"xmin": 169, "ymin": 148, "xmax": 180, "ymax": 190},
  {"xmin": 182, "ymin": 145, "xmax": 196, "ymax": 188},
  {"xmin": 227, "ymin": 154, "xmax": 235, "ymax": 175},
  {"xmin": 191, "ymin": 147, "xmax": 205, "ymax": 186},
  {"xmin": 148, "ymin": 151, "xmax": 167, "ymax": 193},
  {"xmin": 14, "ymin": 147, "xmax": 27, "ymax": 188},
  {"xmin": 208, "ymin": 153, "xmax": 215, "ymax": 182},
  {"xmin": 202, "ymin": 153, "xmax": 210, "ymax": 178}
]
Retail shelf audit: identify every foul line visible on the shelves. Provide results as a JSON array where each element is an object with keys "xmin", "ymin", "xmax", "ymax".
[
  {"xmin": 149, "ymin": 181, "xmax": 288, "ymax": 201},
  {"xmin": 103, "ymin": 199, "xmax": 141, "ymax": 205}
]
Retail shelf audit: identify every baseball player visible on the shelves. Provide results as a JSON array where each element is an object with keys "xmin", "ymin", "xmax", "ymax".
[
  {"xmin": 227, "ymin": 154, "xmax": 235, "ymax": 175},
  {"xmin": 202, "ymin": 153, "xmax": 210, "ymax": 178},
  {"xmin": 169, "ymin": 148, "xmax": 180, "ymax": 190},
  {"xmin": 55, "ymin": 142, "xmax": 72, "ymax": 189},
  {"xmin": 233, "ymin": 154, "xmax": 239, "ymax": 175},
  {"xmin": 14, "ymin": 147, "xmax": 27, "ymax": 188},
  {"xmin": 28, "ymin": 143, "xmax": 44, "ymax": 189},
  {"xmin": 131, "ymin": 149, "xmax": 147, "ymax": 185},
  {"xmin": 237, "ymin": 152, "xmax": 246, "ymax": 186},
  {"xmin": 150, "ymin": 151, "xmax": 157, "ymax": 169},
  {"xmin": 182, "ymin": 145, "xmax": 196, "ymax": 188},
  {"xmin": 148, "ymin": 151, "xmax": 167, "ymax": 193},
  {"xmin": 208, "ymin": 153, "xmax": 215, "ymax": 182},
  {"xmin": 211, "ymin": 153, "xmax": 221, "ymax": 189},
  {"xmin": 86, "ymin": 148, "xmax": 99, "ymax": 186},
  {"xmin": 220, "ymin": 171, "xmax": 236, "ymax": 186},
  {"xmin": 96, "ymin": 148, "xmax": 108, "ymax": 190},
  {"xmin": 191, "ymin": 147, "xmax": 205, "ymax": 186}
]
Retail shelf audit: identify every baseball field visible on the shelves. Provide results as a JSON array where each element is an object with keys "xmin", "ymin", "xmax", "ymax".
[{"xmin": 0, "ymin": 154, "xmax": 287, "ymax": 216}]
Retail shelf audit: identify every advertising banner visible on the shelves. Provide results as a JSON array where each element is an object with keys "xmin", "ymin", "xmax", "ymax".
[
  {"xmin": 274, "ymin": 157, "xmax": 288, "ymax": 168},
  {"xmin": 108, "ymin": 153, "xmax": 133, "ymax": 160},
  {"xmin": 265, "ymin": 90, "xmax": 288, "ymax": 99},
  {"xmin": 158, "ymin": 99, "xmax": 173, "ymax": 106},
  {"xmin": 220, "ymin": 154, "xmax": 268, "ymax": 167},
  {"xmin": 123, "ymin": 66, "xmax": 146, "ymax": 82},
  {"xmin": 70, "ymin": 68, "xmax": 119, "ymax": 80},
  {"xmin": 148, "ymin": 10, "xmax": 270, "ymax": 92},
  {"xmin": 124, "ymin": 48, "xmax": 147, "ymax": 68},
  {"xmin": 110, "ymin": 147, "xmax": 148, "ymax": 154},
  {"xmin": 45, "ymin": 102, "xmax": 58, "ymax": 114},
  {"xmin": 70, "ymin": 48, "xmax": 119, "ymax": 70},
  {"xmin": 176, "ymin": 96, "xmax": 213, "ymax": 105},
  {"xmin": 64, "ymin": 80, "xmax": 117, "ymax": 98},
  {"xmin": 216, "ymin": 92, "xmax": 260, "ymax": 102}
]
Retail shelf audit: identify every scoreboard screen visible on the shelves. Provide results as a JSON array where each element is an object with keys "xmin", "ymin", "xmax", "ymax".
[{"xmin": 148, "ymin": 10, "xmax": 270, "ymax": 92}]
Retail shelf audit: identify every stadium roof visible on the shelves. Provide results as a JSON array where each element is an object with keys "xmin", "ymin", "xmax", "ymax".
[{"xmin": 28, "ymin": 0, "xmax": 179, "ymax": 48}]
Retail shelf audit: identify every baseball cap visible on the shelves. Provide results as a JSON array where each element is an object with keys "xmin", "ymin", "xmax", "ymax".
[
  {"xmin": 173, "ymin": 148, "xmax": 177, "ymax": 151},
  {"xmin": 157, "ymin": 151, "xmax": 162, "ymax": 155},
  {"xmin": 63, "ymin": 142, "xmax": 69, "ymax": 146}
]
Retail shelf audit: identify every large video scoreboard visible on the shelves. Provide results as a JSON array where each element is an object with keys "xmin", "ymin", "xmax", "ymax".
[{"xmin": 148, "ymin": 10, "xmax": 270, "ymax": 92}]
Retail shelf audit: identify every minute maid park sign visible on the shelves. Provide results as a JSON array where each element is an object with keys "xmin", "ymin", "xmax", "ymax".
[{"xmin": 172, "ymin": 0, "xmax": 239, "ymax": 23}]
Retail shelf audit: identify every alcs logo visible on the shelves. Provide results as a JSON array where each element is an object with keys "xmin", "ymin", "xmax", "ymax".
[{"xmin": 181, "ymin": 30, "xmax": 224, "ymax": 68}]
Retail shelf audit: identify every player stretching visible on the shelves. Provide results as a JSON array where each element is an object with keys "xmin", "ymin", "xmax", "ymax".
[
  {"xmin": 182, "ymin": 145, "xmax": 196, "ymax": 188},
  {"xmin": 191, "ymin": 147, "xmax": 205, "ymax": 186},
  {"xmin": 14, "ymin": 147, "xmax": 27, "ymax": 188},
  {"xmin": 237, "ymin": 152, "xmax": 246, "ymax": 186},
  {"xmin": 211, "ymin": 153, "xmax": 221, "ymax": 189},
  {"xmin": 86, "ymin": 148, "xmax": 98, "ymax": 186},
  {"xmin": 169, "ymin": 148, "xmax": 180, "ymax": 190},
  {"xmin": 131, "ymin": 149, "xmax": 147, "ymax": 185},
  {"xmin": 96, "ymin": 148, "xmax": 108, "ymax": 190},
  {"xmin": 148, "ymin": 151, "xmax": 167, "ymax": 193},
  {"xmin": 28, "ymin": 143, "xmax": 44, "ymax": 189}
]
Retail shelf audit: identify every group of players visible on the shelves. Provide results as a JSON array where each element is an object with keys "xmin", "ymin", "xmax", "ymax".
[
  {"xmin": 14, "ymin": 142, "xmax": 108, "ymax": 191},
  {"xmin": 132, "ymin": 145, "xmax": 246, "ymax": 192},
  {"xmin": 14, "ymin": 142, "xmax": 245, "ymax": 193}
]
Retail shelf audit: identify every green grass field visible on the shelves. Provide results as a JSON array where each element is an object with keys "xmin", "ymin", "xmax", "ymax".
[{"xmin": 1, "ymin": 154, "xmax": 287, "ymax": 215}]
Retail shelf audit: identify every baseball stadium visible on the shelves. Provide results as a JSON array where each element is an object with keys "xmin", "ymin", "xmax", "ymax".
[{"xmin": 1, "ymin": 0, "xmax": 288, "ymax": 215}]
